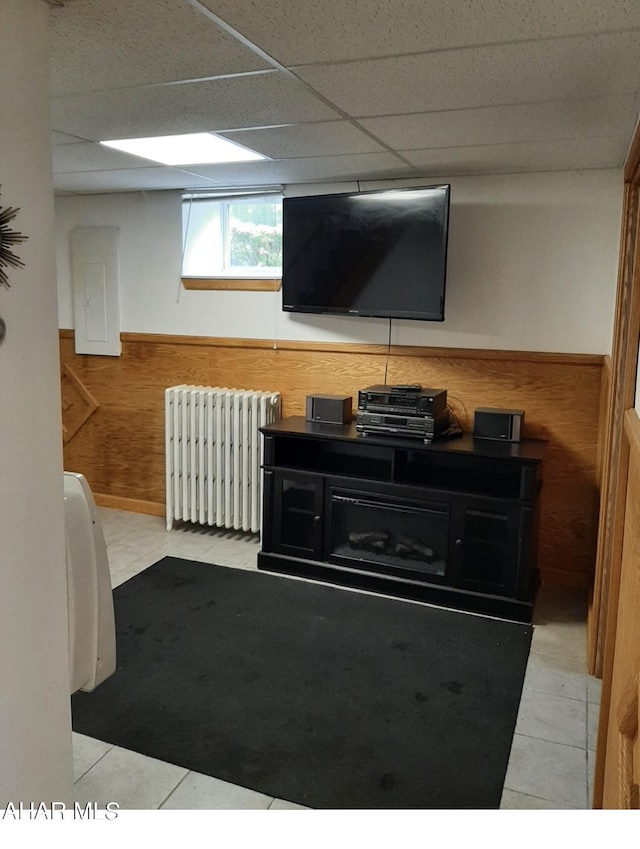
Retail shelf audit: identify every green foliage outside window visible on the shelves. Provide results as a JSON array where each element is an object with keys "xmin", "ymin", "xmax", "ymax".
[
  {"xmin": 229, "ymin": 228, "xmax": 282, "ymax": 267},
  {"xmin": 227, "ymin": 201, "xmax": 283, "ymax": 269}
]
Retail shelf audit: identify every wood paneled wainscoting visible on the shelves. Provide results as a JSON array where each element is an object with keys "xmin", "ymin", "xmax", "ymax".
[
  {"xmin": 596, "ymin": 410, "xmax": 640, "ymax": 806},
  {"xmin": 59, "ymin": 330, "xmax": 605, "ymax": 588}
]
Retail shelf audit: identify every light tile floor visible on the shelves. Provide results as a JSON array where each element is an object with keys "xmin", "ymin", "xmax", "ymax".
[{"xmin": 74, "ymin": 507, "xmax": 599, "ymax": 811}]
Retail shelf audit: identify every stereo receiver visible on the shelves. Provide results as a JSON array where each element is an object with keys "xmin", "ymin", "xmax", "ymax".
[{"xmin": 358, "ymin": 385, "xmax": 447, "ymax": 417}]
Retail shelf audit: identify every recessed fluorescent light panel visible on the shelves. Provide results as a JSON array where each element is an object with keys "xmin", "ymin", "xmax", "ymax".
[{"xmin": 100, "ymin": 132, "xmax": 267, "ymax": 166}]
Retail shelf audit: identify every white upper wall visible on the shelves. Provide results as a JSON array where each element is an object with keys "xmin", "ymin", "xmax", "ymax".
[{"xmin": 56, "ymin": 169, "xmax": 623, "ymax": 355}]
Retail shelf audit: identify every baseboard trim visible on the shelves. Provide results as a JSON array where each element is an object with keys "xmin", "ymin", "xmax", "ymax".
[
  {"xmin": 540, "ymin": 567, "xmax": 589, "ymax": 588},
  {"xmin": 94, "ymin": 493, "xmax": 164, "ymax": 517}
]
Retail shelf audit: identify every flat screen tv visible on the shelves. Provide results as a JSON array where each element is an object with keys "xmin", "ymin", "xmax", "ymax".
[{"xmin": 282, "ymin": 184, "xmax": 450, "ymax": 322}]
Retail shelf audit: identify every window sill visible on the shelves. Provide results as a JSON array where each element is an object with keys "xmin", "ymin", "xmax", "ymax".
[{"xmin": 181, "ymin": 277, "xmax": 282, "ymax": 292}]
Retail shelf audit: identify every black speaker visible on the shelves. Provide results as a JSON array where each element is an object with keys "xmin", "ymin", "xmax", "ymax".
[
  {"xmin": 306, "ymin": 394, "xmax": 352, "ymax": 425},
  {"xmin": 473, "ymin": 407, "xmax": 524, "ymax": 442}
]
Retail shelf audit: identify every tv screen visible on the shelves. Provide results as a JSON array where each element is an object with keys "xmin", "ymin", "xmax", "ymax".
[{"xmin": 282, "ymin": 184, "xmax": 450, "ymax": 322}]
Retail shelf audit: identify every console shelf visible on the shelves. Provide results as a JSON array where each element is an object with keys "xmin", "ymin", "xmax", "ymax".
[{"xmin": 258, "ymin": 416, "xmax": 546, "ymax": 621}]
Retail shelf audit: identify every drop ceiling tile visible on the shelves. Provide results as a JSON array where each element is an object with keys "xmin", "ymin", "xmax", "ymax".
[
  {"xmin": 47, "ymin": 1, "xmax": 639, "ymax": 192},
  {"xmin": 202, "ymin": 0, "xmax": 640, "ymax": 66},
  {"xmin": 182, "ymin": 151, "xmax": 415, "ymax": 186},
  {"xmin": 219, "ymin": 121, "xmax": 386, "ymax": 158},
  {"xmin": 51, "ymin": 72, "xmax": 340, "ymax": 141},
  {"xmin": 49, "ymin": 0, "xmax": 269, "ymax": 96},
  {"xmin": 400, "ymin": 136, "xmax": 631, "ymax": 176},
  {"xmin": 360, "ymin": 96, "xmax": 639, "ymax": 151},
  {"xmin": 294, "ymin": 32, "xmax": 640, "ymax": 117},
  {"xmin": 53, "ymin": 142, "xmax": 160, "ymax": 173},
  {"xmin": 52, "ymin": 167, "xmax": 224, "ymax": 195},
  {"xmin": 51, "ymin": 130, "xmax": 87, "ymax": 145}
]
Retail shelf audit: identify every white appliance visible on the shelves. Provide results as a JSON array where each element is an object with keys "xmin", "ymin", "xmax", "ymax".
[{"xmin": 64, "ymin": 472, "xmax": 116, "ymax": 694}]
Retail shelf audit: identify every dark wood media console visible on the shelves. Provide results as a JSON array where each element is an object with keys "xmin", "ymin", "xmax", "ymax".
[{"xmin": 258, "ymin": 417, "xmax": 546, "ymax": 621}]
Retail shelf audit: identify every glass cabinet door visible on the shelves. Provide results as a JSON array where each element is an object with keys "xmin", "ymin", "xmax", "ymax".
[
  {"xmin": 452, "ymin": 499, "xmax": 521, "ymax": 596},
  {"xmin": 273, "ymin": 472, "xmax": 324, "ymax": 560}
]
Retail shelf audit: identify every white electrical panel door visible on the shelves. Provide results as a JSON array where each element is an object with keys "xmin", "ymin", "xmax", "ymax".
[{"xmin": 71, "ymin": 227, "xmax": 121, "ymax": 356}]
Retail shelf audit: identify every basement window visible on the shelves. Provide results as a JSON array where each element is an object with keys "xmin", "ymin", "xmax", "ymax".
[{"xmin": 181, "ymin": 192, "xmax": 282, "ymax": 291}]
